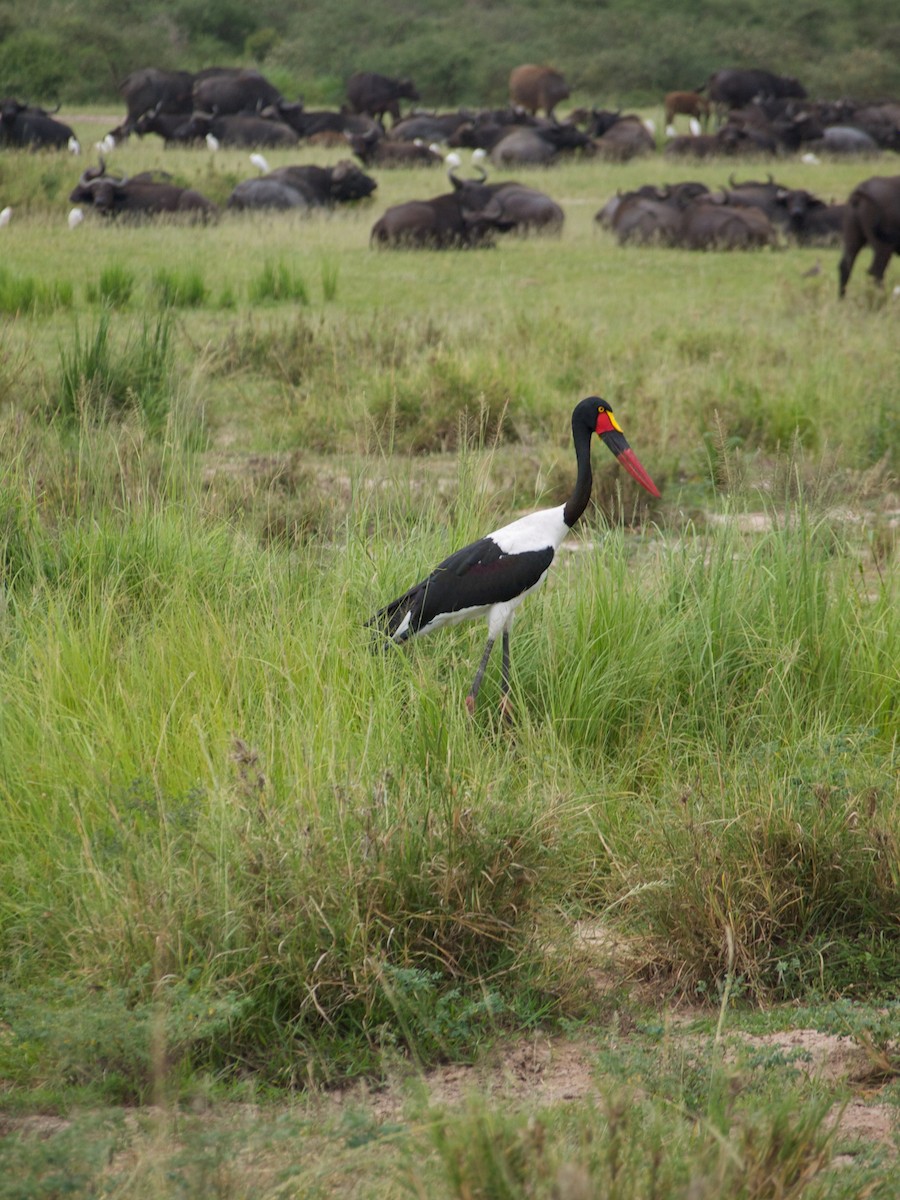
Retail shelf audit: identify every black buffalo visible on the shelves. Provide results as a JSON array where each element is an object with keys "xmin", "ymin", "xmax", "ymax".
[
  {"xmin": 111, "ymin": 68, "xmax": 195, "ymax": 140},
  {"xmin": 192, "ymin": 69, "xmax": 301, "ymax": 120},
  {"xmin": 706, "ymin": 68, "xmax": 807, "ymax": 112},
  {"xmin": 389, "ymin": 111, "xmax": 473, "ymax": 143},
  {"xmin": 0, "ymin": 98, "xmax": 77, "ymax": 150},
  {"xmin": 370, "ymin": 168, "xmax": 513, "ymax": 248},
  {"xmin": 347, "ymin": 129, "xmax": 443, "ymax": 167},
  {"xmin": 593, "ymin": 115, "xmax": 656, "ymax": 161},
  {"xmin": 70, "ymin": 163, "xmax": 216, "ymax": 218},
  {"xmin": 601, "ymin": 182, "xmax": 710, "ymax": 244},
  {"xmin": 176, "ymin": 112, "xmax": 299, "ymax": 148},
  {"xmin": 278, "ymin": 109, "xmax": 379, "ymax": 140},
  {"xmin": 838, "ymin": 174, "xmax": 900, "ymax": 297},
  {"xmin": 132, "ymin": 107, "xmax": 202, "ymax": 144},
  {"xmin": 678, "ymin": 199, "xmax": 776, "ymax": 249},
  {"xmin": 777, "ymin": 188, "xmax": 847, "ymax": 245},
  {"xmin": 489, "ymin": 121, "xmax": 592, "ymax": 167},
  {"xmin": 227, "ymin": 162, "xmax": 377, "ymax": 210},
  {"xmin": 346, "ymin": 72, "xmax": 420, "ymax": 125}
]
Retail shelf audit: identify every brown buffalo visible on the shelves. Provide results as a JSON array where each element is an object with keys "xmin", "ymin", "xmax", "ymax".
[
  {"xmin": 508, "ymin": 65, "xmax": 570, "ymax": 117},
  {"xmin": 664, "ymin": 90, "xmax": 711, "ymax": 129}
]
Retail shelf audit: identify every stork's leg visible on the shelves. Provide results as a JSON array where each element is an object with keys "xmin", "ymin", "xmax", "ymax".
[
  {"xmin": 465, "ymin": 636, "xmax": 495, "ymax": 714},
  {"xmin": 499, "ymin": 630, "xmax": 514, "ymax": 723}
]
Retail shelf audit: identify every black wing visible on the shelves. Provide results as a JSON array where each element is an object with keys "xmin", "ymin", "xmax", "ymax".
[{"xmin": 369, "ymin": 536, "xmax": 554, "ymax": 641}]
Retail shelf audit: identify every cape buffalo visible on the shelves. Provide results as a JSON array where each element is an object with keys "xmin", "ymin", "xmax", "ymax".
[
  {"xmin": 347, "ymin": 129, "xmax": 443, "ymax": 167},
  {"xmin": 593, "ymin": 115, "xmax": 656, "ymax": 161},
  {"xmin": 706, "ymin": 68, "xmax": 807, "ymax": 112},
  {"xmin": 192, "ymin": 69, "xmax": 299, "ymax": 119},
  {"xmin": 346, "ymin": 72, "xmax": 420, "ymax": 125},
  {"xmin": 0, "ymin": 98, "xmax": 77, "ymax": 150},
  {"xmin": 777, "ymin": 189, "xmax": 847, "ymax": 245},
  {"xmin": 176, "ymin": 112, "xmax": 299, "ymax": 148},
  {"xmin": 227, "ymin": 162, "xmax": 376, "ymax": 210},
  {"xmin": 70, "ymin": 163, "xmax": 216, "ymax": 219},
  {"xmin": 370, "ymin": 168, "xmax": 512, "ymax": 248},
  {"xmin": 508, "ymin": 65, "xmax": 570, "ymax": 117},
  {"xmin": 664, "ymin": 91, "xmax": 711, "ymax": 129},
  {"xmin": 111, "ymin": 68, "xmax": 194, "ymax": 140},
  {"xmin": 679, "ymin": 200, "xmax": 775, "ymax": 249},
  {"xmin": 490, "ymin": 122, "xmax": 591, "ymax": 167},
  {"xmin": 838, "ymin": 174, "xmax": 900, "ymax": 296}
]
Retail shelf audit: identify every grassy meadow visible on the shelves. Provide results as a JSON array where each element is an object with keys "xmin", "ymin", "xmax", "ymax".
[{"xmin": 0, "ymin": 124, "xmax": 898, "ymax": 1196}]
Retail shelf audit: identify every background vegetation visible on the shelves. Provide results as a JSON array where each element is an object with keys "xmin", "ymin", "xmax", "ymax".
[{"xmin": 1, "ymin": 0, "xmax": 900, "ymax": 109}]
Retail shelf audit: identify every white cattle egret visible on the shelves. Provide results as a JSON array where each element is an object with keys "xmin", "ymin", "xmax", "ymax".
[
  {"xmin": 206, "ymin": 133, "xmax": 220, "ymax": 151},
  {"xmin": 471, "ymin": 147, "xmax": 487, "ymax": 164},
  {"xmin": 68, "ymin": 207, "xmax": 84, "ymax": 229},
  {"xmin": 68, "ymin": 136, "xmax": 81, "ymax": 154},
  {"xmin": 250, "ymin": 153, "xmax": 270, "ymax": 174},
  {"xmin": 444, "ymin": 151, "xmax": 462, "ymax": 168},
  {"xmin": 0, "ymin": 206, "xmax": 11, "ymax": 227}
]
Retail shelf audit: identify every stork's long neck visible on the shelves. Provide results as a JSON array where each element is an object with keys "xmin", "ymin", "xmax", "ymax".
[{"xmin": 563, "ymin": 421, "xmax": 593, "ymax": 528}]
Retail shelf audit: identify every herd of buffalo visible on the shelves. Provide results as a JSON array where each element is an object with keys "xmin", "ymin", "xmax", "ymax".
[{"xmin": 1, "ymin": 62, "xmax": 899, "ymax": 296}]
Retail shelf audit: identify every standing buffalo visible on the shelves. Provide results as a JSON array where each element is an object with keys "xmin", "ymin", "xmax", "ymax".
[
  {"xmin": 227, "ymin": 162, "xmax": 376, "ymax": 210},
  {"xmin": 838, "ymin": 174, "xmax": 900, "ymax": 297},
  {"xmin": 112, "ymin": 68, "xmax": 194, "ymax": 140},
  {"xmin": 346, "ymin": 72, "xmax": 420, "ymax": 125},
  {"xmin": 70, "ymin": 163, "xmax": 216, "ymax": 218},
  {"xmin": 370, "ymin": 168, "xmax": 513, "ymax": 247},
  {"xmin": 192, "ymin": 70, "xmax": 301, "ymax": 120},
  {"xmin": 705, "ymin": 68, "xmax": 806, "ymax": 112},
  {"xmin": 508, "ymin": 65, "xmax": 570, "ymax": 117},
  {"xmin": 664, "ymin": 91, "xmax": 711, "ymax": 129},
  {"xmin": 0, "ymin": 98, "xmax": 77, "ymax": 150}
]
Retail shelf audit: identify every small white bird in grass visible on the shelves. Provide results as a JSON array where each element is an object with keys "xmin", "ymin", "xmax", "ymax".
[
  {"xmin": 250, "ymin": 152, "xmax": 270, "ymax": 174},
  {"xmin": 643, "ymin": 117, "xmax": 656, "ymax": 136},
  {"xmin": 801, "ymin": 152, "xmax": 821, "ymax": 165},
  {"xmin": 665, "ymin": 123, "xmax": 677, "ymax": 139},
  {"xmin": 94, "ymin": 134, "xmax": 115, "ymax": 154},
  {"xmin": 0, "ymin": 206, "xmax": 12, "ymax": 228},
  {"xmin": 369, "ymin": 397, "xmax": 660, "ymax": 719},
  {"xmin": 689, "ymin": 117, "xmax": 702, "ymax": 136},
  {"xmin": 444, "ymin": 150, "xmax": 462, "ymax": 168},
  {"xmin": 206, "ymin": 133, "xmax": 220, "ymax": 151},
  {"xmin": 471, "ymin": 147, "xmax": 487, "ymax": 164},
  {"xmin": 67, "ymin": 207, "xmax": 84, "ymax": 229},
  {"xmin": 68, "ymin": 136, "xmax": 81, "ymax": 155}
]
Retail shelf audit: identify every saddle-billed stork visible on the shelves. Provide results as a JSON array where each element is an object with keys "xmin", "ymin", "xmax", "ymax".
[{"xmin": 369, "ymin": 396, "xmax": 660, "ymax": 716}]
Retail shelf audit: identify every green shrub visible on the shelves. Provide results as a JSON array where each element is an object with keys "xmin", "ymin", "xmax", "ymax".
[
  {"xmin": 152, "ymin": 268, "xmax": 208, "ymax": 309},
  {"xmin": 55, "ymin": 312, "xmax": 176, "ymax": 433},
  {"xmin": 248, "ymin": 261, "xmax": 309, "ymax": 305}
]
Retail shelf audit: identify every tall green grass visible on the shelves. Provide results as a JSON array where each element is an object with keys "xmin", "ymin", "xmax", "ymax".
[
  {"xmin": 54, "ymin": 311, "xmax": 190, "ymax": 437},
  {"xmin": 0, "ymin": 420, "xmax": 896, "ymax": 1093}
]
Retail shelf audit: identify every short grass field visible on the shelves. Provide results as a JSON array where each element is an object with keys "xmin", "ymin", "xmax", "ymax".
[{"xmin": 0, "ymin": 121, "xmax": 898, "ymax": 1197}]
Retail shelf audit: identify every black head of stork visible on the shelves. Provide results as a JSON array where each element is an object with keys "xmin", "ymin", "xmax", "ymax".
[{"xmin": 369, "ymin": 395, "xmax": 660, "ymax": 718}]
